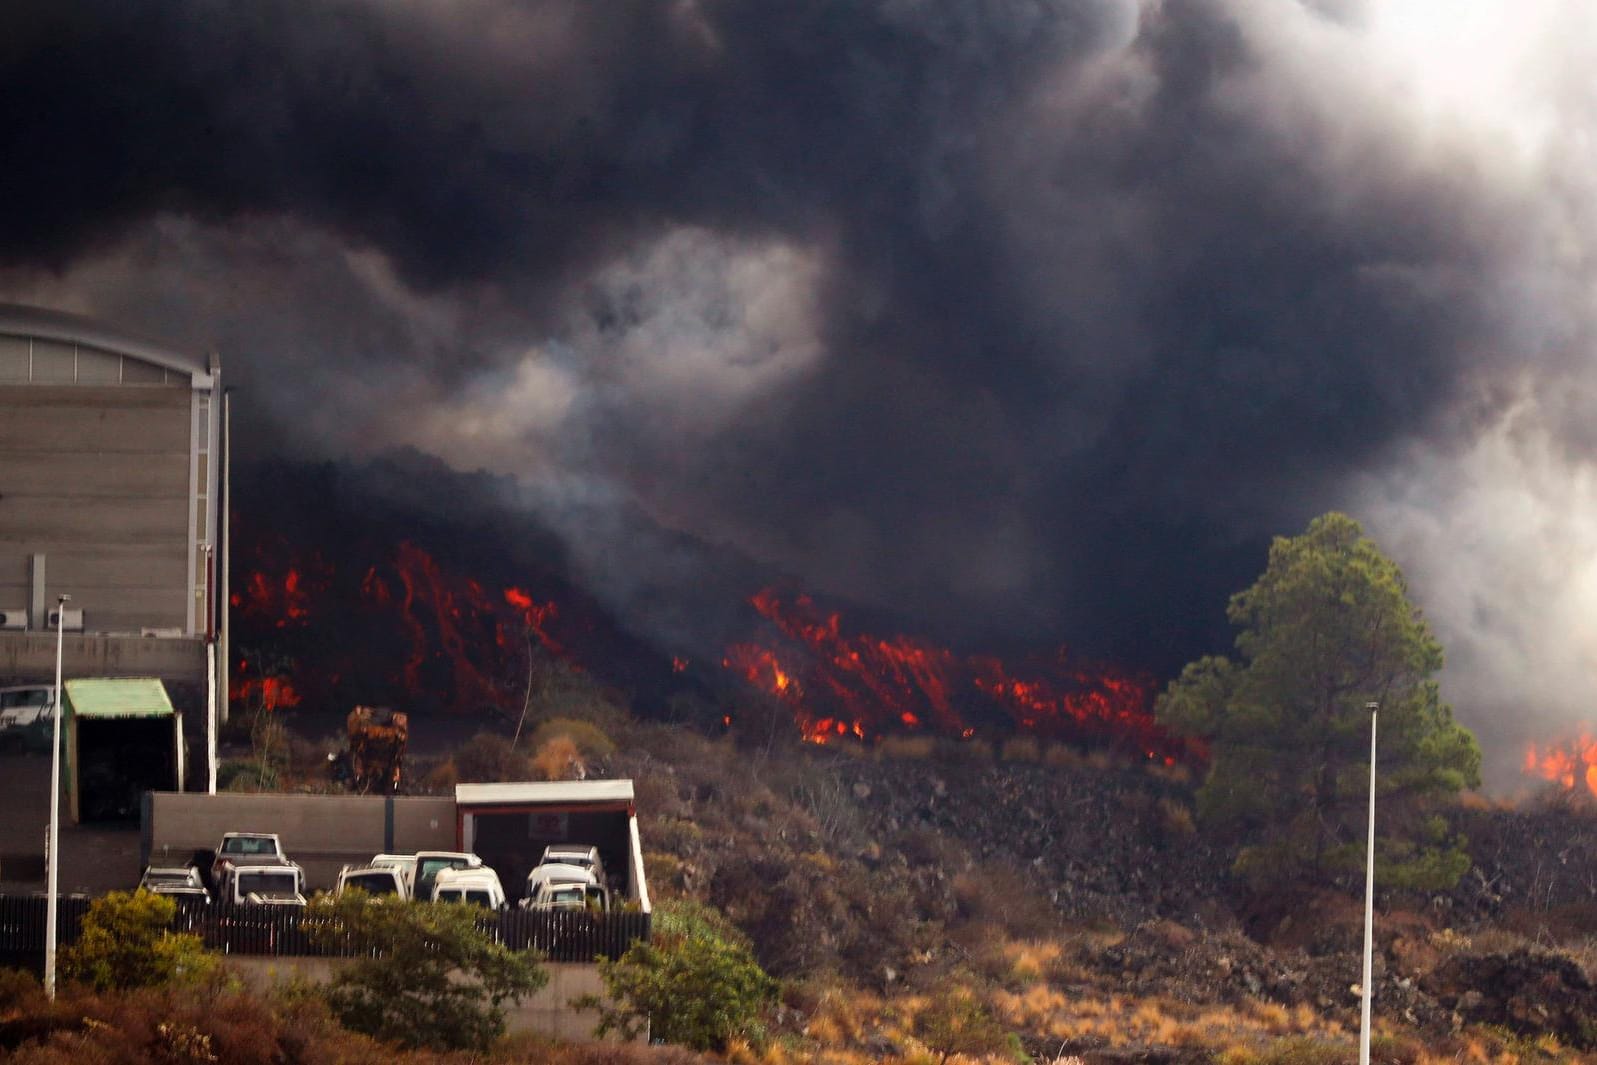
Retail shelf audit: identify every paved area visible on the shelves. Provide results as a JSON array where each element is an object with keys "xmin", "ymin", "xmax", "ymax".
[{"xmin": 0, "ymin": 751, "xmax": 142, "ymax": 895}]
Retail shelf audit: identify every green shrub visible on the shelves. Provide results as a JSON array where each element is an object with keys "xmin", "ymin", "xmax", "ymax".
[
  {"xmin": 581, "ymin": 899, "xmax": 778, "ymax": 1051},
  {"xmin": 1253, "ymin": 1037, "xmax": 1353, "ymax": 1065},
  {"xmin": 452, "ymin": 732, "xmax": 530, "ymax": 783},
  {"xmin": 304, "ymin": 892, "xmax": 547, "ymax": 1051},
  {"xmin": 60, "ymin": 890, "xmax": 215, "ymax": 992},
  {"xmin": 912, "ymin": 988, "xmax": 1018, "ymax": 1064}
]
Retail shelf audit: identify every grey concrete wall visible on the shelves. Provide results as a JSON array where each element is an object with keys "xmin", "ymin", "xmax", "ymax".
[
  {"xmin": 0, "ymin": 384, "xmax": 192, "ymax": 633},
  {"xmin": 148, "ymin": 792, "xmax": 457, "ymax": 890},
  {"xmin": 222, "ymin": 956, "xmax": 623, "ymax": 1042},
  {"xmin": 0, "ymin": 632, "xmax": 206, "ymax": 686}
]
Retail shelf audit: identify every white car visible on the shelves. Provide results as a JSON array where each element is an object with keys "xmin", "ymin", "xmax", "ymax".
[
  {"xmin": 138, "ymin": 865, "xmax": 210, "ymax": 903},
  {"xmin": 538, "ymin": 844, "xmax": 606, "ymax": 885},
  {"xmin": 368, "ymin": 853, "xmax": 417, "ymax": 894},
  {"xmin": 414, "ymin": 851, "xmax": 483, "ymax": 900},
  {"xmin": 337, "ymin": 864, "xmax": 409, "ymax": 901},
  {"xmin": 522, "ymin": 879, "xmax": 608, "ymax": 912},
  {"xmin": 431, "ymin": 866, "xmax": 506, "ymax": 910},
  {"xmin": 211, "ymin": 832, "xmax": 301, "ymax": 888},
  {"xmin": 523, "ymin": 862, "xmax": 597, "ymax": 906},
  {"xmin": 226, "ymin": 865, "xmax": 307, "ymax": 907}
]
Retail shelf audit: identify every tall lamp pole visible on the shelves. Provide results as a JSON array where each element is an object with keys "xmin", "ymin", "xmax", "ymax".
[
  {"xmin": 1358, "ymin": 700, "xmax": 1379, "ymax": 1065},
  {"xmin": 44, "ymin": 593, "xmax": 70, "ymax": 1001}
]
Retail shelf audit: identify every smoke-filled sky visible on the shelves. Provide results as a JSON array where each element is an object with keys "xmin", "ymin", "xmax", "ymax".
[{"xmin": 3, "ymin": 0, "xmax": 1594, "ymax": 786}]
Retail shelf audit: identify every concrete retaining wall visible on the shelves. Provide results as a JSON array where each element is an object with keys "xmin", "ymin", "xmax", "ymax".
[
  {"xmin": 222, "ymin": 956, "xmax": 623, "ymax": 1042},
  {"xmin": 147, "ymin": 792, "xmax": 456, "ymax": 890}
]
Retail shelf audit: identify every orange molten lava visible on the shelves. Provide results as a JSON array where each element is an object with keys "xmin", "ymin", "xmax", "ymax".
[
  {"xmin": 232, "ymin": 540, "xmax": 582, "ymax": 715},
  {"xmin": 230, "ymin": 659, "xmax": 302, "ymax": 710},
  {"xmin": 725, "ymin": 588, "xmax": 1188, "ymax": 757},
  {"xmin": 1525, "ymin": 736, "xmax": 1597, "ymax": 797}
]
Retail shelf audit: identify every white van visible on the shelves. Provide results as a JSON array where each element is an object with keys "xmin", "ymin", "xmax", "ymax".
[
  {"xmin": 431, "ymin": 866, "xmax": 506, "ymax": 910},
  {"xmin": 414, "ymin": 851, "xmax": 483, "ymax": 900}
]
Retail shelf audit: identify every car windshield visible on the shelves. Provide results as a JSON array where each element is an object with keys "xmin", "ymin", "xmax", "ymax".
[
  {"xmin": 224, "ymin": 837, "xmax": 277, "ymax": 856},
  {"xmin": 345, "ymin": 874, "xmax": 398, "ymax": 895},
  {"xmin": 550, "ymin": 887, "xmax": 584, "ymax": 905},
  {"xmin": 419, "ymin": 857, "xmax": 467, "ymax": 882},
  {"xmin": 237, "ymin": 871, "xmax": 297, "ymax": 895}
]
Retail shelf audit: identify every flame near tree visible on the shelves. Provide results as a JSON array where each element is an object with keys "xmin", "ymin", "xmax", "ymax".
[{"xmin": 1525, "ymin": 737, "xmax": 1597, "ymax": 798}]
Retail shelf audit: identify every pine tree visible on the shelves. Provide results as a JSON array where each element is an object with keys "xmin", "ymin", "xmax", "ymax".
[{"xmin": 1157, "ymin": 512, "xmax": 1481, "ymax": 890}]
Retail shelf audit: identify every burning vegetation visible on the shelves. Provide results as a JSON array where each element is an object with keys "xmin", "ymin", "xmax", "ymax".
[{"xmin": 1525, "ymin": 736, "xmax": 1597, "ymax": 799}]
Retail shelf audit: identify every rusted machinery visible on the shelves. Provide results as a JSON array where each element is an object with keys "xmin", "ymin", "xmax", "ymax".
[{"xmin": 344, "ymin": 705, "xmax": 408, "ymax": 794}]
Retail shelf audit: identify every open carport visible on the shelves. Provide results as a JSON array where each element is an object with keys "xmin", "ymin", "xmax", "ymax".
[{"xmin": 456, "ymin": 780, "xmax": 648, "ymax": 908}]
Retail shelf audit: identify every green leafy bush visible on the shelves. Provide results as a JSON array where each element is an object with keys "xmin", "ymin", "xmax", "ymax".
[
  {"xmin": 581, "ymin": 899, "xmax": 777, "ymax": 1051},
  {"xmin": 911, "ymin": 988, "xmax": 1018, "ymax": 1064},
  {"xmin": 60, "ymin": 889, "xmax": 214, "ymax": 991},
  {"xmin": 452, "ymin": 732, "xmax": 531, "ymax": 783},
  {"xmin": 304, "ymin": 892, "xmax": 547, "ymax": 1051}
]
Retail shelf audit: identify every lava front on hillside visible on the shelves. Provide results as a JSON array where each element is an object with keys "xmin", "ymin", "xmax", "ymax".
[
  {"xmin": 230, "ymin": 533, "xmax": 592, "ymax": 718},
  {"xmin": 723, "ymin": 588, "xmax": 1194, "ymax": 760}
]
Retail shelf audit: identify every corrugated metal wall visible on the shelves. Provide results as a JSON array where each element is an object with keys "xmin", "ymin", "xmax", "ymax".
[{"xmin": 0, "ymin": 383, "xmax": 192, "ymax": 632}]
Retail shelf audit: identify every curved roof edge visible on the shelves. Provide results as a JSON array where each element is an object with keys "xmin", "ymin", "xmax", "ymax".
[{"xmin": 0, "ymin": 303, "xmax": 215, "ymax": 385}]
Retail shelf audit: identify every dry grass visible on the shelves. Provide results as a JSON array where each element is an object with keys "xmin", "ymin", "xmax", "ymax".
[
  {"xmin": 1159, "ymin": 796, "xmax": 1197, "ymax": 836},
  {"xmin": 876, "ymin": 736, "xmax": 937, "ymax": 761},
  {"xmin": 1144, "ymin": 760, "xmax": 1195, "ymax": 786},
  {"xmin": 526, "ymin": 717, "xmax": 618, "ymax": 758},
  {"xmin": 532, "ymin": 735, "xmax": 585, "ymax": 780},
  {"xmin": 1001, "ymin": 940, "xmax": 1063, "ymax": 983},
  {"xmin": 1000, "ymin": 737, "xmax": 1042, "ymax": 763},
  {"xmin": 993, "ymin": 983, "xmax": 1357, "ymax": 1056},
  {"xmin": 1042, "ymin": 744, "xmax": 1083, "ymax": 769}
]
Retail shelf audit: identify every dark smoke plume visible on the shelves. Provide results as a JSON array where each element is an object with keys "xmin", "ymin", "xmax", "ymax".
[{"xmin": 2, "ymin": 0, "xmax": 1591, "ymax": 784}]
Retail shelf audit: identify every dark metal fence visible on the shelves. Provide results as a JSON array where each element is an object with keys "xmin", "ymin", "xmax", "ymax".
[{"xmin": 0, "ymin": 894, "xmax": 650, "ymax": 964}]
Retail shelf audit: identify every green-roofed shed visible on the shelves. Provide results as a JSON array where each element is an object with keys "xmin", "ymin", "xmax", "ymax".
[
  {"xmin": 64, "ymin": 677, "xmax": 183, "ymax": 823},
  {"xmin": 65, "ymin": 677, "xmax": 175, "ymax": 719}
]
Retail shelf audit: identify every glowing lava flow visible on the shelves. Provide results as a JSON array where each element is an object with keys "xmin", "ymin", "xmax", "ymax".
[
  {"xmin": 231, "ymin": 540, "xmax": 580, "ymax": 715},
  {"xmin": 724, "ymin": 588, "xmax": 1188, "ymax": 758},
  {"xmin": 1525, "ymin": 736, "xmax": 1597, "ymax": 798}
]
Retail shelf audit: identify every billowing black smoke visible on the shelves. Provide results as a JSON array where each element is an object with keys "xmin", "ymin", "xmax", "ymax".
[{"xmin": 0, "ymin": 0, "xmax": 1548, "ymax": 685}]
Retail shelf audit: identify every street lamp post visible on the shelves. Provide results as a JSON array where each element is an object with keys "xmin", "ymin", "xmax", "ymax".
[
  {"xmin": 44, "ymin": 593, "xmax": 69, "ymax": 1001},
  {"xmin": 1358, "ymin": 700, "xmax": 1379, "ymax": 1065}
]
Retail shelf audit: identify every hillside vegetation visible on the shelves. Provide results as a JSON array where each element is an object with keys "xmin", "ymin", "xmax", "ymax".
[{"xmin": 10, "ymin": 684, "xmax": 1597, "ymax": 1064}]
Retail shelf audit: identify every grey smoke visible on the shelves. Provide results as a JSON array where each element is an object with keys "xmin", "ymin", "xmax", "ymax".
[{"xmin": 2, "ymin": 0, "xmax": 1593, "ymax": 786}]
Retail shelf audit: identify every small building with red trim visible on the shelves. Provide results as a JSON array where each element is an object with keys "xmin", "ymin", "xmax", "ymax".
[{"xmin": 456, "ymin": 780, "xmax": 649, "ymax": 909}]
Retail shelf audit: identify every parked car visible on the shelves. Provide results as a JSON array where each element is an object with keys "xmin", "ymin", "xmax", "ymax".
[
  {"xmin": 223, "ymin": 865, "xmax": 307, "ymax": 907},
  {"xmin": 210, "ymin": 832, "xmax": 301, "ymax": 888},
  {"xmin": 336, "ymin": 864, "xmax": 409, "ymax": 901},
  {"xmin": 138, "ymin": 865, "xmax": 210, "ymax": 903},
  {"xmin": 0, "ymin": 685, "xmax": 54, "ymax": 754},
  {"xmin": 431, "ymin": 866, "xmax": 506, "ymax": 910},
  {"xmin": 413, "ymin": 851, "xmax": 483, "ymax": 901},
  {"xmin": 522, "ymin": 878, "xmax": 608, "ymax": 912},
  {"xmin": 369, "ymin": 853, "xmax": 417, "ymax": 894},
  {"xmin": 522, "ymin": 861, "xmax": 598, "ymax": 911},
  {"xmin": 537, "ymin": 844, "xmax": 606, "ymax": 886}
]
